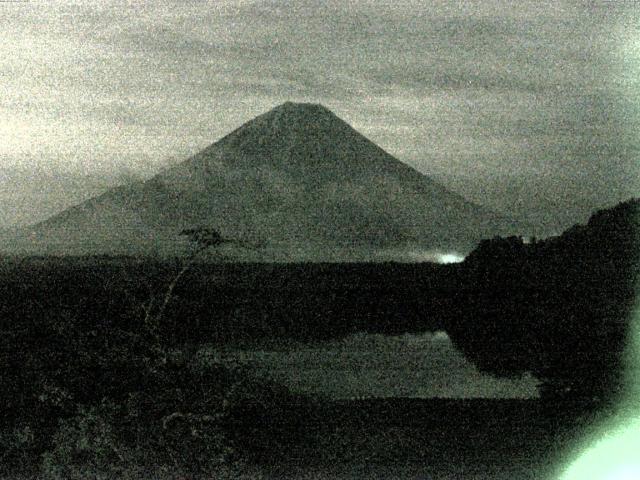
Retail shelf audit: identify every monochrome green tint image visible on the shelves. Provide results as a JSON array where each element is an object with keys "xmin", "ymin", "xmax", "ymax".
[{"xmin": 1, "ymin": 1, "xmax": 639, "ymax": 479}]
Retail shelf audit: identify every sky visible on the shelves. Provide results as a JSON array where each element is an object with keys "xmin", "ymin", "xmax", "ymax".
[{"xmin": 1, "ymin": 0, "xmax": 639, "ymax": 231}]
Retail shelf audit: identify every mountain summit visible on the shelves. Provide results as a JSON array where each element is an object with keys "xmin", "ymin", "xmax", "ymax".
[{"xmin": 4, "ymin": 102, "xmax": 524, "ymax": 260}]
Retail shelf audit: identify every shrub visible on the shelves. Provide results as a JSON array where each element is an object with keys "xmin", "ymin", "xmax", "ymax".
[{"xmin": 38, "ymin": 349, "xmax": 263, "ymax": 479}]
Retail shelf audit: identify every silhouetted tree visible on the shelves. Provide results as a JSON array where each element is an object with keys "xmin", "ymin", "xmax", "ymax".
[{"xmin": 140, "ymin": 226, "xmax": 264, "ymax": 362}]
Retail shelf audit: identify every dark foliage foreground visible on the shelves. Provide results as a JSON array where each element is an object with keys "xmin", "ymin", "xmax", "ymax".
[{"xmin": 0, "ymin": 280, "xmax": 308, "ymax": 479}]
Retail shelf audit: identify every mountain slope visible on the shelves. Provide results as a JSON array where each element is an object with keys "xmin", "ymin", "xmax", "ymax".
[
  {"xmin": 0, "ymin": 168, "xmax": 140, "ymax": 228},
  {"xmin": 4, "ymin": 102, "xmax": 525, "ymax": 260}
]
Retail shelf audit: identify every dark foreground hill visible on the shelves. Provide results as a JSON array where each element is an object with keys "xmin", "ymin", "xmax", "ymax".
[{"xmin": 2, "ymin": 102, "xmax": 523, "ymax": 260}]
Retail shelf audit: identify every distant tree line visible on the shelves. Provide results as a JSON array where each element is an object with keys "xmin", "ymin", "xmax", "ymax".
[{"xmin": 446, "ymin": 198, "xmax": 639, "ymax": 405}]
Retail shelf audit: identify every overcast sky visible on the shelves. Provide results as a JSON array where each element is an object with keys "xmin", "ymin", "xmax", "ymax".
[{"xmin": 1, "ymin": 0, "xmax": 639, "ymax": 230}]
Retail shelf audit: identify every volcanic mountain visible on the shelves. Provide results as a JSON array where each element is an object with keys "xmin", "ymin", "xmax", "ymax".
[{"xmin": 3, "ymin": 102, "xmax": 525, "ymax": 260}]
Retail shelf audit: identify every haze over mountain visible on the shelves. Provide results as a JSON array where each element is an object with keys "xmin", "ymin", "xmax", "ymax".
[
  {"xmin": 2, "ymin": 103, "xmax": 525, "ymax": 260},
  {"xmin": 0, "ymin": 167, "xmax": 145, "ymax": 228}
]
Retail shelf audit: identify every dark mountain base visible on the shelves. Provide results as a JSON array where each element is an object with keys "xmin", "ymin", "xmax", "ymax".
[{"xmin": 0, "ymin": 257, "xmax": 456, "ymax": 347}]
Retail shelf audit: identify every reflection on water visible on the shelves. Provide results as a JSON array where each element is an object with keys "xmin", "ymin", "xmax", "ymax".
[{"xmin": 221, "ymin": 332, "xmax": 540, "ymax": 399}]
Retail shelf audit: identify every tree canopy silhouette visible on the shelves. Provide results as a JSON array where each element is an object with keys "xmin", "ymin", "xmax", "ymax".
[{"xmin": 446, "ymin": 198, "xmax": 640, "ymax": 404}]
